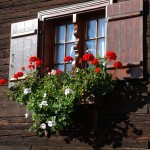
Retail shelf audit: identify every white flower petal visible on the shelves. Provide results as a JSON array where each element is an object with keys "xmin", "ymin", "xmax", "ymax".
[
  {"xmin": 40, "ymin": 123, "xmax": 46, "ymax": 129},
  {"xmin": 48, "ymin": 120, "xmax": 56, "ymax": 127},
  {"xmin": 50, "ymin": 69, "xmax": 56, "ymax": 75},
  {"xmin": 43, "ymin": 93, "xmax": 47, "ymax": 98},
  {"xmin": 25, "ymin": 113, "xmax": 29, "ymax": 118},
  {"xmin": 40, "ymin": 101, "xmax": 48, "ymax": 107},
  {"xmin": 65, "ymin": 88, "xmax": 72, "ymax": 95},
  {"xmin": 23, "ymin": 88, "xmax": 32, "ymax": 94}
]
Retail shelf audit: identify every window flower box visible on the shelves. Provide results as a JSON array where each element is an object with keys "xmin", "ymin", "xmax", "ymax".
[{"xmin": 7, "ymin": 51, "xmax": 122, "ymax": 136}]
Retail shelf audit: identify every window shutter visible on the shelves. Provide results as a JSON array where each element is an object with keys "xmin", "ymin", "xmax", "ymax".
[
  {"xmin": 106, "ymin": 0, "xmax": 143, "ymax": 79},
  {"xmin": 9, "ymin": 19, "xmax": 38, "ymax": 86}
]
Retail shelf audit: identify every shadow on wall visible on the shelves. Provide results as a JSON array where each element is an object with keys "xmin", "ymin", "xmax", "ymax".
[
  {"xmin": 58, "ymin": 0, "xmax": 150, "ymax": 148},
  {"xmin": 60, "ymin": 80, "xmax": 148, "ymax": 149}
]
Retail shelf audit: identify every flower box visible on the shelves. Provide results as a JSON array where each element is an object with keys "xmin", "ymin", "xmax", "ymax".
[{"xmin": 7, "ymin": 51, "xmax": 122, "ymax": 136}]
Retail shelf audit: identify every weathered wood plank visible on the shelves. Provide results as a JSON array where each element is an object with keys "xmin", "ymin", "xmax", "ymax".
[
  {"xmin": 31, "ymin": 147, "xmax": 93, "ymax": 150},
  {"xmin": 0, "ymin": 146, "xmax": 31, "ymax": 150}
]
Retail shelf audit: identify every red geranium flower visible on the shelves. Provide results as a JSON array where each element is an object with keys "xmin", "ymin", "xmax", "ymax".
[
  {"xmin": 0, "ymin": 79, "xmax": 7, "ymax": 85},
  {"xmin": 64, "ymin": 56, "xmax": 73, "ymax": 62},
  {"xmin": 22, "ymin": 66, "xmax": 25, "ymax": 71},
  {"xmin": 113, "ymin": 61, "xmax": 123, "ymax": 68},
  {"xmin": 14, "ymin": 72, "xmax": 24, "ymax": 79},
  {"xmin": 83, "ymin": 53, "xmax": 94, "ymax": 61},
  {"xmin": 14, "ymin": 74, "xmax": 18, "ymax": 79},
  {"xmin": 91, "ymin": 59, "xmax": 99, "ymax": 65},
  {"xmin": 56, "ymin": 70, "xmax": 62, "ymax": 74},
  {"xmin": 79, "ymin": 58, "xmax": 83, "ymax": 63},
  {"xmin": 17, "ymin": 72, "xmax": 24, "ymax": 77},
  {"xmin": 106, "ymin": 51, "xmax": 117, "ymax": 61},
  {"xmin": 95, "ymin": 67, "xmax": 101, "ymax": 73},
  {"xmin": 28, "ymin": 63, "xmax": 35, "ymax": 69},
  {"xmin": 36, "ymin": 60, "xmax": 43, "ymax": 67},
  {"xmin": 29, "ymin": 56, "xmax": 39, "ymax": 63}
]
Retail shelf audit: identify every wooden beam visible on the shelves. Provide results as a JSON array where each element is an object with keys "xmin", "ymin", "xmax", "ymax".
[{"xmin": 107, "ymin": 11, "xmax": 142, "ymax": 22}]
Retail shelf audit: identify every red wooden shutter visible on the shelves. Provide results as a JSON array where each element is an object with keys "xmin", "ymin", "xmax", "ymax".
[
  {"xmin": 106, "ymin": 0, "xmax": 143, "ymax": 79},
  {"xmin": 9, "ymin": 19, "xmax": 38, "ymax": 86}
]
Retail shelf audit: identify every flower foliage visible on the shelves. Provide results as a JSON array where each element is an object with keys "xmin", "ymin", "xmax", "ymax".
[{"xmin": 7, "ymin": 51, "xmax": 122, "ymax": 136}]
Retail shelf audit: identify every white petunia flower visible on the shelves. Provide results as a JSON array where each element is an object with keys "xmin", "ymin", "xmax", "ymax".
[
  {"xmin": 43, "ymin": 93, "xmax": 47, "ymax": 98},
  {"xmin": 50, "ymin": 69, "xmax": 56, "ymax": 75},
  {"xmin": 23, "ymin": 88, "xmax": 32, "ymax": 94},
  {"xmin": 39, "ymin": 101, "xmax": 48, "ymax": 108},
  {"xmin": 65, "ymin": 88, "xmax": 72, "ymax": 96},
  {"xmin": 25, "ymin": 113, "xmax": 29, "ymax": 118},
  {"xmin": 40, "ymin": 123, "xmax": 46, "ymax": 129},
  {"xmin": 48, "ymin": 120, "xmax": 56, "ymax": 127}
]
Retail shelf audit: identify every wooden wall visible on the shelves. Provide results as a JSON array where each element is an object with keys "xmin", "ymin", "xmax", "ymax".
[
  {"xmin": 0, "ymin": 0, "xmax": 150, "ymax": 149},
  {"xmin": 0, "ymin": 0, "xmax": 89, "ymax": 79}
]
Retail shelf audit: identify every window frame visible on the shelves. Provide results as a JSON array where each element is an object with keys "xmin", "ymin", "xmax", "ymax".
[
  {"xmin": 54, "ymin": 21, "xmax": 76, "ymax": 72},
  {"xmin": 39, "ymin": 2, "xmax": 107, "ymax": 72}
]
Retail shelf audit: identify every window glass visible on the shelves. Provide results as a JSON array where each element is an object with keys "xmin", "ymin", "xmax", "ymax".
[
  {"xmin": 55, "ymin": 25, "xmax": 65, "ymax": 43},
  {"xmin": 54, "ymin": 23, "xmax": 75, "ymax": 71},
  {"xmin": 87, "ymin": 20, "xmax": 96, "ymax": 39},
  {"xmin": 66, "ymin": 63, "xmax": 72, "ymax": 72},
  {"xmin": 98, "ymin": 38, "xmax": 105, "ymax": 57},
  {"xmin": 54, "ymin": 64, "xmax": 64, "ymax": 71},
  {"xmin": 67, "ymin": 24, "xmax": 76, "ymax": 42},
  {"xmin": 54, "ymin": 45, "xmax": 64, "ymax": 63},
  {"xmin": 66, "ymin": 43, "xmax": 75, "ymax": 58},
  {"xmin": 86, "ymin": 17, "xmax": 105, "ymax": 57},
  {"xmin": 86, "ymin": 40, "xmax": 96, "ymax": 56},
  {"xmin": 98, "ymin": 18, "xmax": 105, "ymax": 37}
]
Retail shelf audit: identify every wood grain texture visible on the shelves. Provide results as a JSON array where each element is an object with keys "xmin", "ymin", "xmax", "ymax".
[
  {"xmin": 106, "ymin": 0, "xmax": 143, "ymax": 79},
  {"xmin": 0, "ymin": 0, "xmax": 150, "ymax": 149}
]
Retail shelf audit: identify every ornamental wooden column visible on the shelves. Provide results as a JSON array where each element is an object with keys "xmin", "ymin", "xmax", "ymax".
[{"xmin": 72, "ymin": 14, "xmax": 80, "ymax": 70}]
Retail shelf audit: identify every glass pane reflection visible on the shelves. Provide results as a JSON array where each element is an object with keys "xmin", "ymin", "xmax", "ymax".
[
  {"xmin": 67, "ymin": 24, "xmax": 76, "ymax": 42},
  {"xmin": 98, "ymin": 38, "xmax": 105, "ymax": 57},
  {"xmin": 86, "ymin": 40, "xmax": 96, "ymax": 56},
  {"xmin": 54, "ymin": 65, "xmax": 64, "ymax": 71},
  {"xmin": 55, "ymin": 25, "xmax": 65, "ymax": 43},
  {"xmin": 54, "ymin": 45, "xmax": 64, "ymax": 63},
  {"xmin": 98, "ymin": 18, "xmax": 105, "ymax": 37},
  {"xmin": 87, "ymin": 20, "xmax": 96, "ymax": 39},
  {"xmin": 66, "ymin": 43, "xmax": 75, "ymax": 58},
  {"xmin": 66, "ymin": 63, "xmax": 72, "ymax": 72}
]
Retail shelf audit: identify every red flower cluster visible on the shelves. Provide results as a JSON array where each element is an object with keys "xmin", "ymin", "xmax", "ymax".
[
  {"xmin": 113, "ymin": 61, "xmax": 123, "ymax": 68},
  {"xmin": 36, "ymin": 60, "xmax": 43, "ymax": 67},
  {"xmin": 22, "ymin": 67, "xmax": 25, "ymax": 71},
  {"xmin": 28, "ymin": 56, "xmax": 43, "ymax": 69},
  {"xmin": 0, "ymin": 79, "xmax": 7, "ymax": 85},
  {"xmin": 64, "ymin": 56, "xmax": 73, "ymax": 62},
  {"xmin": 106, "ymin": 51, "xmax": 117, "ymax": 61},
  {"xmin": 83, "ymin": 53, "xmax": 94, "ymax": 61},
  {"xmin": 95, "ymin": 67, "xmax": 101, "ymax": 73},
  {"xmin": 91, "ymin": 59, "xmax": 99, "ymax": 65},
  {"xmin": 29, "ymin": 56, "xmax": 39, "ymax": 63},
  {"xmin": 56, "ymin": 70, "xmax": 62, "ymax": 74},
  {"xmin": 14, "ymin": 72, "xmax": 24, "ymax": 79},
  {"xmin": 28, "ymin": 63, "xmax": 35, "ymax": 69}
]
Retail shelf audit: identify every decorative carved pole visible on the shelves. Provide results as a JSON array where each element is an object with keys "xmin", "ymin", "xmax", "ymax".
[{"xmin": 72, "ymin": 14, "xmax": 80, "ymax": 70}]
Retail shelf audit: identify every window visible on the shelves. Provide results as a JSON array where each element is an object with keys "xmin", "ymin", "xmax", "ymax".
[
  {"xmin": 9, "ymin": 0, "xmax": 143, "ymax": 81},
  {"xmin": 85, "ymin": 17, "xmax": 105, "ymax": 57},
  {"xmin": 54, "ymin": 23, "xmax": 76, "ymax": 71},
  {"xmin": 44, "ymin": 12, "xmax": 106, "ymax": 72}
]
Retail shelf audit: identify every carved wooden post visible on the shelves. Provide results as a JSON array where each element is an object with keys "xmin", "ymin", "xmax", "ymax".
[{"xmin": 72, "ymin": 14, "xmax": 80, "ymax": 70}]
